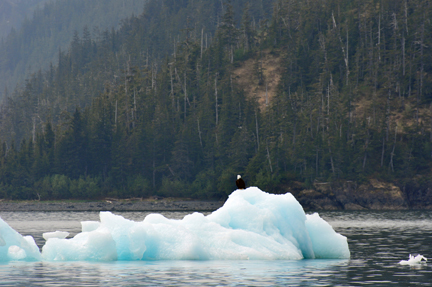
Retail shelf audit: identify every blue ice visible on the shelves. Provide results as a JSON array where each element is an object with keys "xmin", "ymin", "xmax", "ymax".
[
  {"xmin": 0, "ymin": 187, "xmax": 350, "ymax": 261},
  {"xmin": 0, "ymin": 213, "xmax": 41, "ymax": 261}
]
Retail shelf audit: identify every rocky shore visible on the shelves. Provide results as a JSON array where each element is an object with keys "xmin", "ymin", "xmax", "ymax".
[
  {"xmin": 1, "ymin": 179, "xmax": 431, "ymax": 212},
  {"xmin": 0, "ymin": 198, "xmax": 224, "ymax": 212},
  {"xmin": 292, "ymin": 179, "xmax": 432, "ymax": 210}
]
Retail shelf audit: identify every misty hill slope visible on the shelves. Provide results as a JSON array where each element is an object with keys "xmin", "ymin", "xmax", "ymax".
[
  {"xmin": 0, "ymin": 0, "xmax": 273, "ymax": 144},
  {"xmin": 0, "ymin": 0, "xmax": 49, "ymax": 40},
  {"xmin": 0, "ymin": 0, "xmax": 146, "ymax": 99}
]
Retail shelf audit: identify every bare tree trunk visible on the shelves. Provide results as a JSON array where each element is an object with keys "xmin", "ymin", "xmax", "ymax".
[
  {"xmin": 197, "ymin": 118, "xmax": 203, "ymax": 148},
  {"xmin": 402, "ymin": 33, "xmax": 405, "ymax": 76},
  {"xmin": 363, "ymin": 129, "xmax": 369, "ymax": 170},
  {"xmin": 289, "ymin": 87, "xmax": 297, "ymax": 145},
  {"xmin": 430, "ymin": 104, "xmax": 432, "ymax": 143},
  {"xmin": 333, "ymin": 13, "xmax": 349, "ymax": 86},
  {"xmin": 184, "ymin": 72, "xmax": 187, "ymax": 122},
  {"xmin": 265, "ymin": 82, "xmax": 268, "ymax": 106},
  {"xmin": 239, "ymin": 102, "xmax": 241, "ymax": 122},
  {"xmin": 327, "ymin": 83, "xmax": 330, "ymax": 117},
  {"xmin": 169, "ymin": 64, "xmax": 174, "ymax": 108},
  {"xmin": 378, "ymin": 11, "xmax": 381, "ymax": 61},
  {"xmin": 381, "ymin": 136, "xmax": 385, "ymax": 167},
  {"xmin": 173, "ymin": 39, "xmax": 176, "ymax": 61},
  {"xmin": 134, "ymin": 88, "xmax": 137, "ymax": 113},
  {"xmin": 346, "ymin": 24, "xmax": 349, "ymax": 85},
  {"xmin": 310, "ymin": 112, "xmax": 314, "ymax": 139},
  {"xmin": 132, "ymin": 89, "xmax": 136, "ymax": 129},
  {"xmin": 328, "ymin": 144, "xmax": 335, "ymax": 174},
  {"xmin": 215, "ymin": 75, "xmax": 218, "ymax": 125},
  {"xmin": 201, "ymin": 28, "xmax": 204, "ymax": 59},
  {"xmin": 152, "ymin": 139, "xmax": 156, "ymax": 190},
  {"xmin": 266, "ymin": 142, "xmax": 273, "ymax": 173},
  {"xmin": 404, "ymin": 0, "xmax": 409, "ymax": 34},
  {"xmin": 115, "ymin": 100, "xmax": 118, "ymax": 126},
  {"xmin": 32, "ymin": 117, "xmax": 36, "ymax": 143},
  {"xmin": 419, "ymin": 22, "xmax": 425, "ymax": 102},
  {"xmin": 386, "ymin": 91, "xmax": 390, "ymax": 141},
  {"xmin": 389, "ymin": 126, "xmax": 397, "ymax": 172},
  {"xmin": 255, "ymin": 109, "xmax": 260, "ymax": 149}
]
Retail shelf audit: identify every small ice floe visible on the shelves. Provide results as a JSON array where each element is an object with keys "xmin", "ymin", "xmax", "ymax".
[
  {"xmin": 81, "ymin": 221, "xmax": 100, "ymax": 232},
  {"xmin": 399, "ymin": 254, "xmax": 427, "ymax": 265},
  {"xmin": 43, "ymin": 231, "xmax": 70, "ymax": 241}
]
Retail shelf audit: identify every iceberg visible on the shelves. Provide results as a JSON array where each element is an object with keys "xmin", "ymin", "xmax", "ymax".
[
  {"xmin": 2, "ymin": 187, "xmax": 350, "ymax": 261},
  {"xmin": 0, "ymin": 216, "xmax": 41, "ymax": 261}
]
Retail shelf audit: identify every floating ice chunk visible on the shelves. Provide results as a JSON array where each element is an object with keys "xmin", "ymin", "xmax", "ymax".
[
  {"xmin": 305, "ymin": 213, "xmax": 350, "ymax": 259},
  {"xmin": 0, "ymin": 217, "xmax": 41, "ymax": 261},
  {"xmin": 399, "ymin": 254, "xmax": 427, "ymax": 265},
  {"xmin": 43, "ymin": 231, "xmax": 69, "ymax": 241},
  {"xmin": 42, "ymin": 227, "xmax": 117, "ymax": 261},
  {"xmin": 41, "ymin": 187, "xmax": 350, "ymax": 261}
]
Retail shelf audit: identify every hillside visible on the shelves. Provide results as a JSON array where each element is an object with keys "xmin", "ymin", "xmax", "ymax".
[
  {"xmin": 233, "ymin": 49, "xmax": 283, "ymax": 109},
  {"xmin": 0, "ymin": 0, "xmax": 146, "ymax": 100},
  {"xmin": 0, "ymin": 0, "xmax": 431, "ymax": 207}
]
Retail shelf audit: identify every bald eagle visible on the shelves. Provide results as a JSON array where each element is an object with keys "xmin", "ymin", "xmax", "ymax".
[{"xmin": 236, "ymin": 175, "xmax": 246, "ymax": 189}]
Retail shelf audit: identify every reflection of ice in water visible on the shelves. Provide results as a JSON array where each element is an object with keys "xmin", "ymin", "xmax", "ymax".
[
  {"xmin": 0, "ymin": 187, "xmax": 350, "ymax": 261},
  {"xmin": 0, "ymin": 259, "xmax": 350, "ymax": 286}
]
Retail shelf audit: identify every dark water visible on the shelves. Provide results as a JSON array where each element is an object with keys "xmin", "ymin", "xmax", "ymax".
[{"xmin": 0, "ymin": 210, "xmax": 431, "ymax": 286}]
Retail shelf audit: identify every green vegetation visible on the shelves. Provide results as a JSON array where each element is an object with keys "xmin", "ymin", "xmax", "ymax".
[{"xmin": 0, "ymin": 0, "xmax": 431, "ymax": 200}]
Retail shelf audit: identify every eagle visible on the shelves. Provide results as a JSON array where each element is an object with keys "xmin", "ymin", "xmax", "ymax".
[{"xmin": 236, "ymin": 175, "xmax": 246, "ymax": 190}]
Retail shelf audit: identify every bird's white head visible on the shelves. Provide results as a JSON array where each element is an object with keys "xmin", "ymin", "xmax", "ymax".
[{"xmin": 237, "ymin": 175, "xmax": 241, "ymax": 180}]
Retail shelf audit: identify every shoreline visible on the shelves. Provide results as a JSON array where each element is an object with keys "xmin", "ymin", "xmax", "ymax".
[
  {"xmin": 1, "ymin": 199, "xmax": 428, "ymax": 212},
  {"xmin": 0, "ymin": 199, "xmax": 225, "ymax": 212}
]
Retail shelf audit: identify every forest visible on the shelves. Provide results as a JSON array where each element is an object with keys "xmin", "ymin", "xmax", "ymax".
[{"xmin": 0, "ymin": 0, "xmax": 431, "ymax": 200}]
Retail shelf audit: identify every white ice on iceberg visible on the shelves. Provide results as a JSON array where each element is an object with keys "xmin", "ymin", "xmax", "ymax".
[
  {"xmin": 43, "ymin": 231, "xmax": 69, "ymax": 240},
  {"xmin": 0, "ymin": 216, "xmax": 41, "ymax": 261},
  {"xmin": 0, "ymin": 187, "xmax": 350, "ymax": 261},
  {"xmin": 42, "ymin": 187, "xmax": 350, "ymax": 261}
]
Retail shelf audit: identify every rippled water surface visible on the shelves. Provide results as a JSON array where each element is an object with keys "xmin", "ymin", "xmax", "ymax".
[{"xmin": 1, "ymin": 210, "xmax": 432, "ymax": 286}]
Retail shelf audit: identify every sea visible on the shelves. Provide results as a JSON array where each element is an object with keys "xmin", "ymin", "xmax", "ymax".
[{"xmin": 0, "ymin": 210, "xmax": 431, "ymax": 286}]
